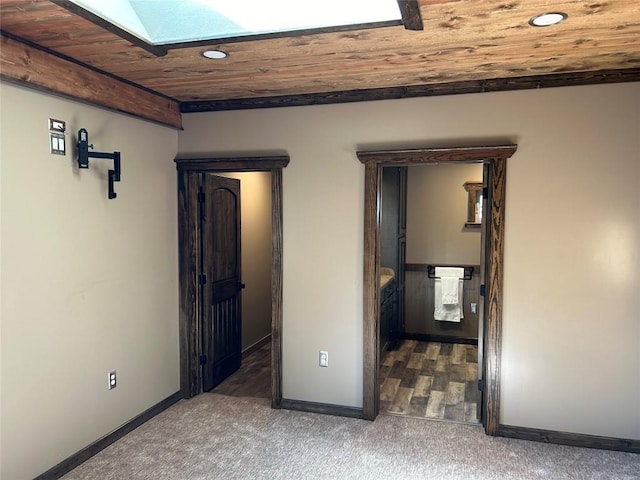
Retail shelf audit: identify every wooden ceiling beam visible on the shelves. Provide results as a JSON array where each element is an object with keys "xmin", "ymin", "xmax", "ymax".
[
  {"xmin": 397, "ymin": 0, "xmax": 424, "ymax": 31},
  {"xmin": 0, "ymin": 33, "xmax": 182, "ymax": 129}
]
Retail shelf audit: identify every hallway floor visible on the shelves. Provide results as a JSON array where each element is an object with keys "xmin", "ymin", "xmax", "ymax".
[
  {"xmin": 380, "ymin": 339, "xmax": 481, "ymax": 424},
  {"xmin": 211, "ymin": 339, "xmax": 480, "ymax": 424},
  {"xmin": 211, "ymin": 342, "xmax": 271, "ymax": 399}
]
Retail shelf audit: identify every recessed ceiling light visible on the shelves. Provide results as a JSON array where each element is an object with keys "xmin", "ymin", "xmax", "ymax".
[
  {"xmin": 202, "ymin": 49, "xmax": 229, "ymax": 59},
  {"xmin": 529, "ymin": 12, "xmax": 568, "ymax": 27}
]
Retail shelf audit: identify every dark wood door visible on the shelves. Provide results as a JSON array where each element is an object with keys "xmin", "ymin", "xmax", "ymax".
[{"xmin": 201, "ymin": 174, "xmax": 242, "ymax": 391}]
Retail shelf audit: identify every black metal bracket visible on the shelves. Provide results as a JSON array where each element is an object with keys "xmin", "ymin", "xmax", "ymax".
[{"xmin": 77, "ymin": 128, "xmax": 121, "ymax": 199}]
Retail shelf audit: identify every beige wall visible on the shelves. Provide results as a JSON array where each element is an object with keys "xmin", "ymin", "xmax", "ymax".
[
  {"xmin": 0, "ymin": 83, "xmax": 180, "ymax": 479},
  {"xmin": 406, "ymin": 163, "xmax": 483, "ymax": 265},
  {"xmin": 179, "ymin": 83, "xmax": 640, "ymax": 440},
  {"xmin": 218, "ymin": 172, "xmax": 272, "ymax": 350},
  {"xmin": 6, "ymin": 77, "xmax": 636, "ymax": 480}
]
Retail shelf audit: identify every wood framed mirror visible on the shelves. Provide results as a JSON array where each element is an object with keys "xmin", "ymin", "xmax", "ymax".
[{"xmin": 463, "ymin": 181, "xmax": 483, "ymax": 228}]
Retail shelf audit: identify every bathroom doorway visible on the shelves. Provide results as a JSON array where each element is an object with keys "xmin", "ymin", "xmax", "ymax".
[
  {"xmin": 379, "ymin": 162, "xmax": 485, "ymax": 424},
  {"xmin": 357, "ymin": 145, "xmax": 517, "ymax": 435}
]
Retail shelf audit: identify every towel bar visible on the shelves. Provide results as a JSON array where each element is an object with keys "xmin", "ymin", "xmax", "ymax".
[{"xmin": 427, "ymin": 265, "xmax": 473, "ymax": 280}]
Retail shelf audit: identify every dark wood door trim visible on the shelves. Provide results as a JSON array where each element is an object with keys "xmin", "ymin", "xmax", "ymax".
[
  {"xmin": 483, "ymin": 157, "xmax": 508, "ymax": 434},
  {"xmin": 175, "ymin": 155, "xmax": 289, "ymax": 408},
  {"xmin": 270, "ymin": 167, "xmax": 284, "ymax": 408},
  {"xmin": 357, "ymin": 145, "xmax": 517, "ymax": 165},
  {"xmin": 176, "ymin": 170, "xmax": 202, "ymax": 397},
  {"xmin": 362, "ymin": 162, "xmax": 381, "ymax": 418},
  {"xmin": 356, "ymin": 145, "xmax": 517, "ymax": 435}
]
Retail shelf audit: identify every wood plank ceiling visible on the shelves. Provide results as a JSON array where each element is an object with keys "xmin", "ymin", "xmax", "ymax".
[{"xmin": 1, "ymin": 0, "xmax": 639, "ymax": 128}]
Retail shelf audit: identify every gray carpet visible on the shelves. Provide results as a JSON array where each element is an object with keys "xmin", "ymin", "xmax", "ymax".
[{"xmin": 62, "ymin": 393, "xmax": 639, "ymax": 480}]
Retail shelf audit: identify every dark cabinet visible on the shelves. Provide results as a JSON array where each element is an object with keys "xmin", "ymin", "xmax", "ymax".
[
  {"xmin": 380, "ymin": 166, "xmax": 407, "ymax": 353},
  {"xmin": 380, "ymin": 279, "xmax": 397, "ymax": 354}
]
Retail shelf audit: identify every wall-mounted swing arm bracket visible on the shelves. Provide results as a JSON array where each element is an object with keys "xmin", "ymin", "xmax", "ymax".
[{"xmin": 77, "ymin": 128, "xmax": 122, "ymax": 199}]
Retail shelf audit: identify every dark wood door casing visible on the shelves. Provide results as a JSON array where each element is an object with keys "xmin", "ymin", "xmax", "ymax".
[
  {"xmin": 175, "ymin": 155, "xmax": 289, "ymax": 406},
  {"xmin": 357, "ymin": 145, "xmax": 517, "ymax": 436}
]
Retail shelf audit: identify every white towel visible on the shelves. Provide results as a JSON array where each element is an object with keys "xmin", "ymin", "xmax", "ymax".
[
  {"xmin": 434, "ymin": 279, "xmax": 464, "ymax": 322},
  {"xmin": 435, "ymin": 267, "xmax": 464, "ymax": 304},
  {"xmin": 441, "ymin": 276, "xmax": 459, "ymax": 305},
  {"xmin": 434, "ymin": 267, "xmax": 465, "ymax": 322}
]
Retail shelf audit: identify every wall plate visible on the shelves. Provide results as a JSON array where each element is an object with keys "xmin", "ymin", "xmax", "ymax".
[
  {"xmin": 50, "ymin": 132, "xmax": 66, "ymax": 155},
  {"xmin": 48, "ymin": 118, "xmax": 66, "ymax": 132}
]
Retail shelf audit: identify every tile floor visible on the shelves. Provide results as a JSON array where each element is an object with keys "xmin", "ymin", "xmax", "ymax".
[{"xmin": 380, "ymin": 339, "xmax": 481, "ymax": 424}]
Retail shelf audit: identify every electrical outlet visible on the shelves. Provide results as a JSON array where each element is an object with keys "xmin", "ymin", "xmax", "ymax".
[
  {"xmin": 108, "ymin": 370, "xmax": 117, "ymax": 390},
  {"xmin": 471, "ymin": 303, "xmax": 477, "ymax": 314},
  {"xmin": 319, "ymin": 350, "xmax": 329, "ymax": 367}
]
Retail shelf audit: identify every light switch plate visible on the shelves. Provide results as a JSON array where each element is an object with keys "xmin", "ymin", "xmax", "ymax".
[
  {"xmin": 50, "ymin": 132, "xmax": 66, "ymax": 155},
  {"xmin": 48, "ymin": 118, "xmax": 66, "ymax": 132}
]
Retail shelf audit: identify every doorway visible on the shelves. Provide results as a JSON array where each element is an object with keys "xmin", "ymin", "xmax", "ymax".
[
  {"xmin": 208, "ymin": 171, "xmax": 273, "ymax": 400},
  {"xmin": 379, "ymin": 162, "xmax": 484, "ymax": 424},
  {"xmin": 175, "ymin": 155, "xmax": 289, "ymax": 409},
  {"xmin": 357, "ymin": 145, "xmax": 517, "ymax": 435}
]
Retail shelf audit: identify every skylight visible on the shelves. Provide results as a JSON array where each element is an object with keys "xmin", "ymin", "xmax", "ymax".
[{"xmin": 70, "ymin": 0, "xmax": 402, "ymax": 46}]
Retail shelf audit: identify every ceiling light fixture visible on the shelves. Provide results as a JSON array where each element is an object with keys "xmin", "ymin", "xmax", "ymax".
[
  {"xmin": 202, "ymin": 49, "xmax": 229, "ymax": 59},
  {"xmin": 529, "ymin": 12, "xmax": 568, "ymax": 27}
]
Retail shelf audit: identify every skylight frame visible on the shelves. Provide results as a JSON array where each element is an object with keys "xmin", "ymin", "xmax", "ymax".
[
  {"xmin": 58, "ymin": 0, "xmax": 405, "ymax": 57},
  {"xmin": 165, "ymin": 19, "xmax": 404, "ymax": 50}
]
